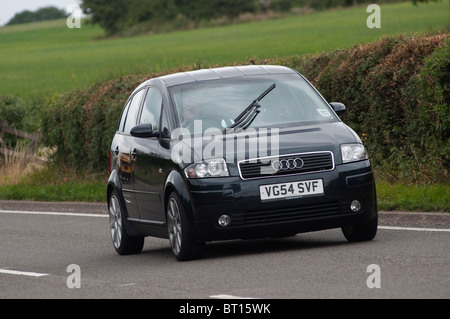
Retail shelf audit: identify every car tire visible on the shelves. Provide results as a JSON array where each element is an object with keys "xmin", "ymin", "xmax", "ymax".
[
  {"xmin": 341, "ymin": 215, "xmax": 378, "ymax": 242},
  {"xmin": 109, "ymin": 190, "xmax": 144, "ymax": 255},
  {"xmin": 167, "ymin": 192, "xmax": 205, "ymax": 261}
]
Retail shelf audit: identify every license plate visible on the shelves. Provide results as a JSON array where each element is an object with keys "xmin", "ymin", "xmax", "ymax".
[{"xmin": 259, "ymin": 179, "xmax": 324, "ymax": 201}]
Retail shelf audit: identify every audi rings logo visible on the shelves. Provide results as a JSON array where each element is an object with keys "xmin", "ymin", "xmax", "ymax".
[{"xmin": 271, "ymin": 158, "xmax": 304, "ymax": 171}]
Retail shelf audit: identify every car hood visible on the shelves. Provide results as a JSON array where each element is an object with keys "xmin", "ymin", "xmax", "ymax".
[{"xmin": 268, "ymin": 122, "xmax": 360, "ymax": 156}]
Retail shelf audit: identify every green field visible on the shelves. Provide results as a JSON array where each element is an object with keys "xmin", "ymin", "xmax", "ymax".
[
  {"xmin": 0, "ymin": 2, "xmax": 449, "ymax": 209},
  {"xmin": 0, "ymin": 1, "xmax": 448, "ymax": 102}
]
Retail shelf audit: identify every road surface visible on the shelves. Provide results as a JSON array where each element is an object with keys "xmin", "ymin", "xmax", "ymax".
[{"xmin": 0, "ymin": 200, "xmax": 449, "ymax": 300}]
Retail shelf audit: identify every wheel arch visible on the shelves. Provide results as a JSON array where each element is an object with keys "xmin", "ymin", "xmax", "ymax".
[
  {"xmin": 106, "ymin": 170, "xmax": 142, "ymax": 237},
  {"xmin": 107, "ymin": 169, "xmax": 122, "ymax": 203},
  {"xmin": 164, "ymin": 170, "xmax": 194, "ymax": 223}
]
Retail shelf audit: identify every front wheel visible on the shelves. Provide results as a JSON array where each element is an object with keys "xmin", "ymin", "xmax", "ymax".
[
  {"xmin": 341, "ymin": 216, "xmax": 378, "ymax": 242},
  {"xmin": 109, "ymin": 190, "xmax": 144, "ymax": 255},
  {"xmin": 167, "ymin": 192, "xmax": 205, "ymax": 261}
]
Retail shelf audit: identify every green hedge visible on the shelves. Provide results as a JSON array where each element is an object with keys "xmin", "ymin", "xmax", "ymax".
[
  {"xmin": 41, "ymin": 32, "xmax": 449, "ymax": 183},
  {"xmin": 275, "ymin": 32, "xmax": 449, "ymax": 184},
  {"xmin": 0, "ymin": 95, "xmax": 28, "ymax": 147},
  {"xmin": 41, "ymin": 74, "xmax": 150, "ymax": 170}
]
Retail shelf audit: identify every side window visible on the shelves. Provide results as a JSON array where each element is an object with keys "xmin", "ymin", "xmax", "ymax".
[
  {"xmin": 123, "ymin": 89, "xmax": 145, "ymax": 134},
  {"xmin": 140, "ymin": 87, "xmax": 163, "ymax": 132},
  {"xmin": 118, "ymin": 99, "xmax": 131, "ymax": 132},
  {"xmin": 160, "ymin": 108, "xmax": 170, "ymax": 139}
]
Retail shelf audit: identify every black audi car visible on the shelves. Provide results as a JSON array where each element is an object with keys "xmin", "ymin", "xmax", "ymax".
[{"xmin": 107, "ymin": 65, "xmax": 377, "ymax": 261}]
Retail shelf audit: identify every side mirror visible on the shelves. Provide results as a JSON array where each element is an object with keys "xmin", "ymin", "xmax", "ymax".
[
  {"xmin": 330, "ymin": 102, "xmax": 346, "ymax": 116},
  {"xmin": 130, "ymin": 123, "xmax": 159, "ymax": 138}
]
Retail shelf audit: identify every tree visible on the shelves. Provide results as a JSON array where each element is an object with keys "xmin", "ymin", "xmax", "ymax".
[
  {"xmin": 81, "ymin": 0, "xmax": 258, "ymax": 34},
  {"xmin": 126, "ymin": 0, "xmax": 178, "ymax": 24},
  {"xmin": 6, "ymin": 6, "xmax": 68, "ymax": 25},
  {"xmin": 81, "ymin": 0, "xmax": 129, "ymax": 35},
  {"xmin": 258, "ymin": 0, "xmax": 272, "ymax": 12},
  {"xmin": 412, "ymin": 0, "xmax": 440, "ymax": 4}
]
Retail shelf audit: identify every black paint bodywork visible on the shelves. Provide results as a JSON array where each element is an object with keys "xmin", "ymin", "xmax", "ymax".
[{"xmin": 107, "ymin": 66, "xmax": 377, "ymax": 243}]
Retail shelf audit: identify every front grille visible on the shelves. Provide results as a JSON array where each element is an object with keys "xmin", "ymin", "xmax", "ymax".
[
  {"xmin": 229, "ymin": 201, "xmax": 350, "ymax": 227},
  {"xmin": 238, "ymin": 151, "xmax": 334, "ymax": 180}
]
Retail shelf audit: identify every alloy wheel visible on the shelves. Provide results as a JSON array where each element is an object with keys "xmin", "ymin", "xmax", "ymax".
[
  {"xmin": 167, "ymin": 197, "xmax": 182, "ymax": 256},
  {"xmin": 109, "ymin": 194, "xmax": 122, "ymax": 249}
]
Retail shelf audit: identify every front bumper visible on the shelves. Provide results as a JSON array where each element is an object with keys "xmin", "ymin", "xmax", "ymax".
[{"xmin": 186, "ymin": 160, "xmax": 377, "ymax": 242}]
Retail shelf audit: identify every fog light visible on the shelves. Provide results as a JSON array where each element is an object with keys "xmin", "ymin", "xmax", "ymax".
[
  {"xmin": 218, "ymin": 215, "xmax": 231, "ymax": 227},
  {"xmin": 350, "ymin": 200, "xmax": 362, "ymax": 212}
]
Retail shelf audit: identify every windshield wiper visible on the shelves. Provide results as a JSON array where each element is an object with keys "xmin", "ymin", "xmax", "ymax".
[{"xmin": 226, "ymin": 83, "xmax": 276, "ymax": 132}]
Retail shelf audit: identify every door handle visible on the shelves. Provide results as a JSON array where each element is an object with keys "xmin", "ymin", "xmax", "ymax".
[
  {"xmin": 131, "ymin": 148, "xmax": 137, "ymax": 160},
  {"xmin": 114, "ymin": 146, "xmax": 119, "ymax": 156}
]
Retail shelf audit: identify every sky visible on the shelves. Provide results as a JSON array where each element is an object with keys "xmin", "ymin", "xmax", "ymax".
[{"xmin": 0, "ymin": 0, "xmax": 82, "ymax": 26}]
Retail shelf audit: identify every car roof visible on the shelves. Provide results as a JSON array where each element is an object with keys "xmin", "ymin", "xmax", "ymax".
[{"xmin": 155, "ymin": 65, "xmax": 297, "ymax": 87}]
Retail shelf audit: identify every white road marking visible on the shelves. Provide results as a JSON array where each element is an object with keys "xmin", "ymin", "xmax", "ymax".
[
  {"xmin": 0, "ymin": 268, "xmax": 50, "ymax": 277},
  {"xmin": 378, "ymin": 226, "xmax": 450, "ymax": 233},
  {"xmin": 210, "ymin": 294, "xmax": 259, "ymax": 299},
  {"xmin": 0, "ymin": 210, "xmax": 107, "ymax": 218},
  {"xmin": 117, "ymin": 283, "xmax": 137, "ymax": 287},
  {"xmin": 1, "ymin": 210, "xmax": 449, "ymax": 232},
  {"xmin": 0, "ymin": 209, "xmax": 448, "ymax": 289}
]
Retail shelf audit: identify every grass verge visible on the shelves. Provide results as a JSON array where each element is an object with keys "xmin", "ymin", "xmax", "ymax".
[
  {"xmin": 0, "ymin": 165, "xmax": 106, "ymax": 202},
  {"xmin": 0, "ymin": 182, "xmax": 105, "ymax": 202},
  {"xmin": 376, "ymin": 181, "xmax": 450, "ymax": 212}
]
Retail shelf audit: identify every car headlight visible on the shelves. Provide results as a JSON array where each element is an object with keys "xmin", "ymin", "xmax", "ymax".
[
  {"xmin": 184, "ymin": 158, "xmax": 229, "ymax": 178},
  {"xmin": 341, "ymin": 144, "xmax": 368, "ymax": 163}
]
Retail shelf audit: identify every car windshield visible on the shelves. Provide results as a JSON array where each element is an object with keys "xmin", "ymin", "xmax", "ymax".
[{"xmin": 168, "ymin": 73, "xmax": 339, "ymax": 134}]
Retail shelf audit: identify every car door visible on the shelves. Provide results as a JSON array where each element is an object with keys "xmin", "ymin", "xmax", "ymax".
[
  {"xmin": 115, "ymin": 88, "xmax": 146, "ymax": 221},
  {"xmin": 132, "ymin": 86, "xmax": 166, "ymax": 224}
]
